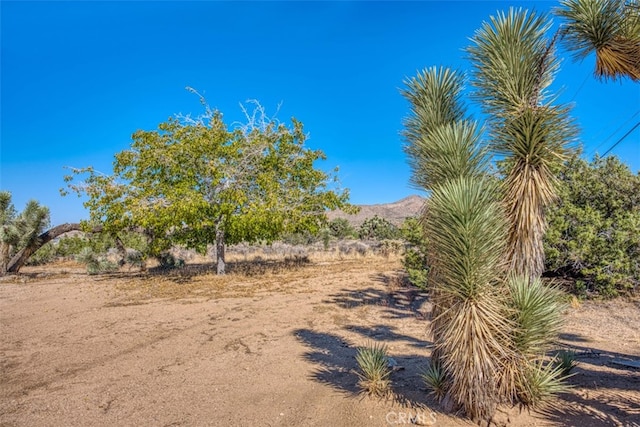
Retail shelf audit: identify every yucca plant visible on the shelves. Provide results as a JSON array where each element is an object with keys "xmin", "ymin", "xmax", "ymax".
[
  {"xmin": 421, "ymin": 360, "xmax": 448, "ymax": 401},
  {"xmin": 401, "ymin": 67, "xmax": 469, "ymax": 191},
  {"xmin": 501, "ymin": 275, "xmax": 568, "ymax": 405},
  {"xmin": 467, "ymin": 8, "xmax": 578, "ymax": 279},
  {"xmin": 355, "ymin": 342, "xmax": 392, "ymax": 397},
  {"xmin": 555, "ymin": 0, "xmax": 640, "ymax": 81},
  {"xmin": 401, "ymin": 9, "xmax": 574, "ymax": 422},
  {"xmin": 555, "ymin": 349, "xmax": 579, "ymax": 376}
]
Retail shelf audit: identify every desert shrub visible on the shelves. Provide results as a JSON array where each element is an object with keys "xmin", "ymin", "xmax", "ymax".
[
  {"xmin": 399, "ymin": 217, "xmax": 429, "ymax": 289},
  {"xmin": 355, "ymin": 342, "xmax": 392, "ymax": 397},
  {"xmin": 24, "ymin": 241, "xmax": 57, "ymax": 265},
  {"xmin": 281, "ymin": 230, "xmax": 317, "ymax": 246},
  {"xmin": 156, "ymin": 252, "xmax": 184, "ymax": 269},
  {"xmin": 55, "ymin": 235, "xmax": 91, "ymax": 258},
  {"xmin": 328, "ymin": 218, "xmax": 356, "ymax": 239},
  {"xmin": 544, "ymin": 154, "xmax": 640, "ymax": 297},
  {"xmin": 124, "ymin": 249, "xmax": 146, "ymax": 269},
  {"xmin": 75, "ymin": 247, "xmax": 118, "ymax": 275},
  {"xmin": 358, "ymin": 215, "xmax": 400, "ymax": 240},
  {"xmin": 319, "ymin": 227, "xmax": 331, "ymax": 250}
]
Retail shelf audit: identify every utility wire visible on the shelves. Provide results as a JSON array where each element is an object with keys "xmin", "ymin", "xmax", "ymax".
[
  {"xmin": 589, "ymin": 110, "xmax": 640, "ymax": 157},
  {"xmin": 601, "ymin": 121, "xmax": 640, "ymax": 157}
]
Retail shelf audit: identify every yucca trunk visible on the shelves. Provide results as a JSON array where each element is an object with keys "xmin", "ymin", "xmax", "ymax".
[{"xmin": 503, "ymin": 160, "xmax": 555, "ymax": 278}]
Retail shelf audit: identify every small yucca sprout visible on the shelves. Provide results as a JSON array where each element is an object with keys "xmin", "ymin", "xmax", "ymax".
[
  {"xmin": 421, "ymin": 360, "xmax": 448, "ymax": 401},
  {"xmin": 555, "ymin": 349, "xmax": 578, "ymax": 376},
  {"xmin": 518, "ymin": 360, "xmax": 570, "ymax": 407},
  {"xmin": 355, "ymin": 342, "xmax": 392, "ymax": 397}
]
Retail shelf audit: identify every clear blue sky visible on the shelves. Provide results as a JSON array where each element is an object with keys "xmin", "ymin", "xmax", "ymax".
[{"xmin": 2, "ymin": 1, "xmax": 639, "ymax": 225}]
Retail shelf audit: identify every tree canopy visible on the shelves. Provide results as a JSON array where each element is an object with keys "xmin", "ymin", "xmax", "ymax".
[{"xmin": 65, "ymin": 94, "xmax": 353, "ymax": 273}]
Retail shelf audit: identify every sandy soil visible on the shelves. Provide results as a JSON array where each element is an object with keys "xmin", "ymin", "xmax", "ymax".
[{"xmin": 1, "ymin": 255, "xmax": 639, "ymax": 427}]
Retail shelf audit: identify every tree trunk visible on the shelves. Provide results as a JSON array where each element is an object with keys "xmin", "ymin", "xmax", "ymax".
[
  {"xmin": 215, "ymin": 226, "xmax": 226, "ymax": 275},
  {"xmin": 6, "ymin": 223, "xmax": 82, "ymax": 274},
  {"xmin": 0, "ymin": 242, "xmax": 10, "ymax": 275}
]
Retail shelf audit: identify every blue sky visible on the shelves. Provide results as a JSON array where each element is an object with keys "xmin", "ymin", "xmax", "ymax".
[{"xmin": 2, "ymin": 1, "xmax": 639, "ymax": 225}]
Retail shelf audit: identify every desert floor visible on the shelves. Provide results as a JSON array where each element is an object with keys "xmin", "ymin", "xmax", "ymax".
[{"xmin": 1, "ymin": 255, "xmax": 639, "ymax": 427}]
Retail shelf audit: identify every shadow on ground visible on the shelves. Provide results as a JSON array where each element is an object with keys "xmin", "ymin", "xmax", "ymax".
[
  {"xmin": 324, "ymin": 272, "xmax": 430, "ymax": 320},
  {"xmin": 294, "ymin": 329, "xmax": 436, "ymax": 408}
]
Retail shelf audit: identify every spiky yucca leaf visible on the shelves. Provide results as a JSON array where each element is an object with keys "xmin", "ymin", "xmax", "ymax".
[
  {"xmin": 555, "ymin": 350, "xmax": 578, "ymax": 376},
  {"xmin": 499, "ymin": 106, "xmax": 577, "ymax": 277},
  {"xmin": 516, "ymin": 359, "xmax": 569, "ymax": 407},
  {"xmin": 556, "ymin": 0, "xmax": 640, "ymax": 81},
  {"xmin": 422, "ymin": 360, "xmax": 448, "ymax": 401},
  {"xmin": 508, "ymin": 275, "xmax": 566, "ymax": 355},
  {"xmin": 409, "ymin": 121, "xmax": 491, "ymax": 191},
  {"xmin": 426, "ymin": 177, "xmax": 506, "ymax": 301}
]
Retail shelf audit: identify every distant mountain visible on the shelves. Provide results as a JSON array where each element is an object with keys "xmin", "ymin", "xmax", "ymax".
[{"xmin": 327, "ymin": 195, "xmax": 426, "ymax": 227}]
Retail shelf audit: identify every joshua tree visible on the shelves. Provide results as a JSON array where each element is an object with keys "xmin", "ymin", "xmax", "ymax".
[
  {"xmin": 402, "ymin": 9, "xmax": 570, "ymax": 422},
  {"xmin": 467, "ymin": 8, "xmax": 578, "ymax": 279}
]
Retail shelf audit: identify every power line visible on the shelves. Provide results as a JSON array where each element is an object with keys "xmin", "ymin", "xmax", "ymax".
[
  {"xmin": 601, "ymin": 121, "xmax": 640, "ymax": 157},
  {"xmin": 589, "ymin": 110, "xmax": 640, "ymax": 157}
]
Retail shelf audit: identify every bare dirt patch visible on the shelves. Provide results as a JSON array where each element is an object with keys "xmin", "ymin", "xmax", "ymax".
[{"xmin": 1, "ymin": 256, "xmax": 638, "ymax": 426}]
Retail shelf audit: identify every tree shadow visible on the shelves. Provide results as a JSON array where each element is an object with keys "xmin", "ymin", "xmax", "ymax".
[
  {"xmin": 552, "ymin": 341, "xmax": 640, "ymax": 373},
  {"xmin": 294, "ymin": 329, "xmax": 361, "ymax": 396},
  {"xmin": 532, "ymin": 345, "xmax": 640, "ymax": 426},
  {"xmin": 345, "ymin": 324, "xmax": 432, "ymax": 349},
  {"xmin": 98, "ymin": 256, "xmax": 314, "ymax": 284},
  {"xmin": 324, "ymin": 273, "xmax": 430, "ymax": 320},
  {"xmin": 294, "ymin": 329, "xmax": 435, "ymax": 407},
  {"xmin": 557, "ymin": 332, "xmax": 592, "ymax": 343},
  {"xmin": 537, "ymin": 383, "xmax": 640, "ymax": 426}
]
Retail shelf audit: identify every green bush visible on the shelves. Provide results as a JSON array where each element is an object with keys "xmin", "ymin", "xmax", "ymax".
[
  {"xmin": 25, "ymin": 242, "xmax": 57, "ymax": 265},
  {"xmin": 400, "ymin": 217, "xmax": 429, "ymax": 289},
  {"xmin": 328, "ymin": 218, "xmax": 356, "ymax": 239},
  {"xmin": 75, "ymin": 247, "xmax": 117, "ymax": 275},
  {"xmin": 358, "ymin": 215, "xmax": 400, "ymax": 240},
  {"xmin": 544, "ymin": 154, "xmax": 640, "ymax": 297}
]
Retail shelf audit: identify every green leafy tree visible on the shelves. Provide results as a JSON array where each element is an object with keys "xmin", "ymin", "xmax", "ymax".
[
  {"xmin": 65, "ymin": 92, "xmax": 352, "ymax": 274},
  {"xmin": 545, "ymin": 154, "xmax": 640, "ymax": 297},
  {"xmin": 555, "ymin": 0, "xmax": 640, "ymax": 81}
]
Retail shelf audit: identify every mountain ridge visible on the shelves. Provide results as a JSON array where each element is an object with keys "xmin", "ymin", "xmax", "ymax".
[{"xmin": 327, "ymin": 194, "xmax": 426, "ymax": 227}]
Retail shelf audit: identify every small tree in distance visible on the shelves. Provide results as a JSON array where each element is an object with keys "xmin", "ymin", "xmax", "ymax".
[{"xmin": 64, "ymin": 90, "xmax": 354, "ymax": 274}]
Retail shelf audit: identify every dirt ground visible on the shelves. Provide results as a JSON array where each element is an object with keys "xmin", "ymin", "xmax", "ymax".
[{"xmin": 1, "ymin": 254, "xmax": 639, "ymax": 427}]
